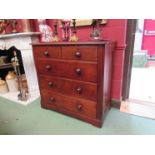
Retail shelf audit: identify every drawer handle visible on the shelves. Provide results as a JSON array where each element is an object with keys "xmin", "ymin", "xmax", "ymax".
[
  {"xmin": 75, "ymin": 51, "xmax": 81, "ymax": 58},
  {"xmin": 44, "ymin": 51, "xmax": 49, "ymax": 56},
  {"xmin": 49, "ymin": 97, "xmax": 55, "ymax": 102},
  {"xmin": 48, "ymin": 82, "xmax": 54, "ymax": 87},
  {"xmin": 77, "ymin": 104, "xmax": 83, "ymax": 111},
  {"xmin": 75, "ymin": 68, "xmax": 81, "ymax": 75},
  {"xmin": 76, "ymin": 87, "xmax": 82, "ymax": 94},
  {"xmin": 46, "ymin": 65, "xmax": 51, "ymax": 70}
]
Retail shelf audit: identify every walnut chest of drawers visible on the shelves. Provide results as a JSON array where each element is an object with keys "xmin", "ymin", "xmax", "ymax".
[{"xmin": 32, "ymin": 41, "xmax": 114, "ymax": 127}]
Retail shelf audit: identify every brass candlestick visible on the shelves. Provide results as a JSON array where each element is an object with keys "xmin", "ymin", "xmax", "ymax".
[
  {"xmin": 52, "ymin": 20, "xmax": 60, "ymax": 42},
  {"xmin": 90, "ymin": 19, "xmax": 102, "ymax": 40},
  {"xmin": 70, "ymin": 19, "xmax": 78, "ymax": 42},
  {"xmin": 61, "ymin": 19, "xmax": 71, "ymax": 41},
  {"xmin": 11, "ymin": 19, "xmax": 18, "ymax": 33},
  {"xmin": 0, "ymin": 19, "xmax": 9, "ymax": 34}
]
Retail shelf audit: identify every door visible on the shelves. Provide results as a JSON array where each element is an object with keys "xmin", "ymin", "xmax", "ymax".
[{"xmin": 121, "ymin": 19, "xmax": 155, "ymax": 119}]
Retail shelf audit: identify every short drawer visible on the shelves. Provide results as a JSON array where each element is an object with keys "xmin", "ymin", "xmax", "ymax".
[
  {"xmin": 39, "ymin": 75, "xmax": 97, "ymax": 101},
  {"xmin": 35, "ymin": 59, "xmax": 97, "ymax": 83},
  {"xmin": 33, "ymin": 46, "xmax": 61, "ymax": 59},
  {"xmin": 41, "ymin": 91, "xmax": 97, "ymax": 119},
  {"xmin": 62, "ymin": 46, "xmax": 97, "ymax": 61}
]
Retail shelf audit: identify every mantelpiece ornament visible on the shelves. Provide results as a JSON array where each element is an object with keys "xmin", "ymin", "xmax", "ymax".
[
  {"xmin": 70, "ymin": 19, "xmax": 78, "ymax": 42},
  {"xmin": 0, "ymin": 19, "xmax": 9, "ymax": 34}
]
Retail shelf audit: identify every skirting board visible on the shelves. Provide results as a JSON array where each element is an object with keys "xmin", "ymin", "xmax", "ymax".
[{"xmin": 111, "ymin": 99, "xmax": 121, "ymax": 109}]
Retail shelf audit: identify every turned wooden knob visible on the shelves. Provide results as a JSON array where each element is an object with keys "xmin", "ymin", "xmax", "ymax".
[
  {"xmin": 44, "ymin": 51, "xmax": 49, "ymax": 56},
  {"xmin": 75, "ymin": 51, "xmax": 81, "ymax": 58},
  {"xmin": 48, "ymin": 81, "xmax": 54, "ymax": 87},
  {"xmin": 75, "ymin": 68, "xmax": 81, "ymax": 75},
  {"xmin": 46, "ymin": 65, "xmax": 51, "ymax": 70},
  {"xmin": 76, "ymin": 87, "xmax": 82, "ymax": 94},
  {"xmin": 49, "ymin": 97, "xmax": 55, "ymax": 102},
  {"xmin": 77, "ymin": 104, "xmax": 83, "ymax": 111}
]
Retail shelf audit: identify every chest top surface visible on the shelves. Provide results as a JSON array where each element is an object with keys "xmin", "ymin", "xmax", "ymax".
[{"xmin": 32, "ymin": 41, "xmax": 112, "ymax": 46}]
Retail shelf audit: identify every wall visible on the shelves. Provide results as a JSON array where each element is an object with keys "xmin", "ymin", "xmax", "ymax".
[
  {"xmin": 100, "ymin": 19, "xmax": 127, "ymax": 100},
  {"xmin": 44, "ymin": 19, "xmax": 127, "ymax": 101}
]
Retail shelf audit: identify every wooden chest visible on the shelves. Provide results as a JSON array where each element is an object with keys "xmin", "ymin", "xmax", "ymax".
[{"xmin": 32, "ymin": 42, "xmax": 114, "ymax": 127}]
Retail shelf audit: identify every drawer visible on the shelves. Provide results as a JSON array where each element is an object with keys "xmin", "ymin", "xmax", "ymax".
[
  {"xmin": 33, "ymin": 46, "xmax": 61, "ymax": 59},
  {"xmin": 39, "ymin": 75, "xmax": 97, "ymax": 101},
  {"xmin": 35, "ymin": 59, "xmax": 97, "ymax": 83},
  {"xmin": 63, "ymin": 98, "xmax": 96, "ymax": 119},
  {"xmin": 41, "ymin": 90, "xmax": 62, "ymax": 110},
  {"xmin": 62, "ymin": 46, "xmax": 97, "ymax": 61},
  {"xmin": 41, "ymin": 91, "xmax": 97, "ymax": 119}
]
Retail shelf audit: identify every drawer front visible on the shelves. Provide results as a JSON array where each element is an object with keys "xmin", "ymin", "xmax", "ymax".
[
  {"xmin": 62, "ymin": 46, "xmax": 97, "ymax": 61},
  {"xmin": 41, "ymin": 91, "xmax": 97, "ymax": 119},
  {"xmin": 39, "ymin": 75, "xmax": 97, "ymax": 101},
  {"xmin": 33, "ymin": 46, "xmax": 61, "ymax": 59},
  {"xmin": 41, "ymin": 90, "xmax": 62, "ymax": 110},
  {"xmin": 35, "ymin": 59, "xmax": 97, "ymax": 83}
]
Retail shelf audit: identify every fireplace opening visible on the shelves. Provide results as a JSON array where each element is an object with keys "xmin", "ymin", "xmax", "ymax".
[
  {"xmin": 0, "ymin": 46, "xmax": 25, "ymax": 79},
  {"xmin": 0, "ymin": 46, "xmax": 29, "ymax": 96}
]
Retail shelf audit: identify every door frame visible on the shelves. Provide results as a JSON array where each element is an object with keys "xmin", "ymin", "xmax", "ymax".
[{"xmin": 122, "ymin": 19, "xmax": 137, "ymax": 100}]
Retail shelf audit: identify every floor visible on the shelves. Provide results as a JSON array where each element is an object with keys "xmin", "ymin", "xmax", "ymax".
[
  {"xmin": 120, "ymin": 99, "xmax": 155, "ymax": 119},
  {"xmin": 130, "ymin": 67, "xmax": 155, "ymax": 103},
  {"xmin": 122, "ymin": 66, "xmax": 155, "ymax": 119},
  {"xmin": 0, "ymin": 97, "xmax": 155, "ymax": 135}
]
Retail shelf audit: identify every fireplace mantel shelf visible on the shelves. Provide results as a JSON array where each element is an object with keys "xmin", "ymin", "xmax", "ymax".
[{"xmin": 0, "ymin": 32, "xmax": 40, "ymax": 39}]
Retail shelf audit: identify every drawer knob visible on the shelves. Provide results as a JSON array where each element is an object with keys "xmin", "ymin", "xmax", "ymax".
[
  {"xmin": 77, "ymin": 104, "xmax": 83, "ymax": 111},
  {"xmin": 75, "ymin": 68, "xmax": 81, "ymax": 75},
  {"xmin": 49, "ymin": 97, "xmax": 55, "ymax": 102},
  {"xmin": 48, "ymin": 82, "xmax": 54, "ymax": 87},
  {"xmin": 75, "ymin": 51, "xmax": 81, "ymax": 58},
  {"xmin": 76, "ymin": 87, "xmax": 82, "ymax": 94},
  {"xmin": 44, "ymin": 51, "xmax": 49, "ymax": 56},
  {"xmin": 46, "ymin": 65, "xmax": 51, "ymax": 70}
]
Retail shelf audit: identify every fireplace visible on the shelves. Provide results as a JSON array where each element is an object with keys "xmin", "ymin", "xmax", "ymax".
[
  {"xmin": 0, "ymin": 32, "xmax": 40, "ymax": 105},
  {"xmin": 0, "ymin": 46, "xmax": 25, "ymax": 79}
]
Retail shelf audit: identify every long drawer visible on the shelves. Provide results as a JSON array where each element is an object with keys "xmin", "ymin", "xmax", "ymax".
[
  {"xmin": 41, "ymin": 90, "xmax": 97, "ymax": 119},
  {"xmin": 39, "ymin": 75, "xmax": 97, "ymax": 101},
  {"xmin": 35, "ymin": 59, "xmax": 97, "ymax": 83}
]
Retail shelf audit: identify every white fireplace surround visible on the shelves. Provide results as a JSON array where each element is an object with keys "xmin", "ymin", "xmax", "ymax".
[{"xmin": 0, "ymin": 32, "xmax": 40, "ymax": 105}]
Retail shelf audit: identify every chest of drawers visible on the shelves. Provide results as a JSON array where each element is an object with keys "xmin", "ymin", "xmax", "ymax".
[{"xmin": 32, "ymin": 41, "xmax": 114, "ymax": 127}]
